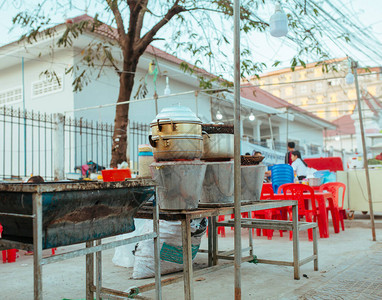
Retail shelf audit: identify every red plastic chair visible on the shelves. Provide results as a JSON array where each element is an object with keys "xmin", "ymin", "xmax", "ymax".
[
  {"xmin": 319, "ymin": 182, "xmax": 346, "ymax": 231},
  {"xmin": 279, "ymin": 184, "xmax": 320, "ymax": 241}
]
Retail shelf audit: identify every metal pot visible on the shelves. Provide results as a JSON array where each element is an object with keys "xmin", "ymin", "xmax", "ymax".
[
  {"xmin": 148, "ymin": 135, "xmax": 203, "ymax": 161},
  {"xmin": 151, "ymin": 119, "xmax": 201, "ymax": 136},
  {"xmin": 202, "ymin": 133, "xmax": 234, "ymax": 160},
  {"xmin": 150, "ymin": 160, "xmax": 207, "ymax": 210},
  {"xmin": 200, "ymin": 161, "xmax": 234, "ymax": 204},
  {"xmin": 241, "ymin": 165, "xmax": 267, "ymax": 202},
  {"xmin": 150, "ymin": 106, "xmax": 202, "ymax": 136},
  {"xmin": 149, "ymin": 106, "xmax": 203, "ymax": 161}
]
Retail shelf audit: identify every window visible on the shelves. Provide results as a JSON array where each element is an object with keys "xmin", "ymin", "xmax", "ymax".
[
  {"xmin": 317, "ymin": 96, "xmax": 324, "ymax": 104},
  {"xmin": 299, "ymin": 71, "xmax": 307, "ymax": 80},
  {"xmin": 272, "ymin": 77, "xmax": 278, "ymax": 84},
  {"xmin": 317, "ymin": 110, "xmax": 325, "ymax": 119},
  {"xmin": 315, "ymin": 82, "xmax": 323, "ymax": 91},
  {"xmin": 300, "ymin": 85, "xmax": 307, "ymax": 94},
  {"xmin": 32, "ymin": 74, "xmax": 64, "ymax": 98},
  {"xmin": 301, "ymin": 97, "xmax": 308, "ymax": 106},
  {"xmin": 273, "ymin": 90, "xmax": 281, "ymax": 97},
  {"xmin": 285, "ymin": 74, "xmax": 292, "ymax": 82},
  {"xmin": 0, "ymin": 86, "xmax": 23, "ymax": 105},
  {"xmin": 286, "ymin": 87, "xmax": 293, "ymax": 96},
  {"xmin": 330, "ymin": 93, "xmax": 337, "ymax": 103}
]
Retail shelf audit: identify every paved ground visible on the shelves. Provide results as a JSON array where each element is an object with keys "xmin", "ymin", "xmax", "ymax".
[{"xmin": 1, "ymin": 213, "xmax": 381, "ymax": 299}]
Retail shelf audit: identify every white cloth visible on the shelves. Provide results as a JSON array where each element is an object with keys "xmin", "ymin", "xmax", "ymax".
[{"xmin": 291, "ymin": 158, "xmax": 307, "ymax": 177}]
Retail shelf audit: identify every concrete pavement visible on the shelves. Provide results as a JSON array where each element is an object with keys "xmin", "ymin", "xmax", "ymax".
[{"xmin": 0, "ymin": 213, "xmax": 381, "ymax": 299}]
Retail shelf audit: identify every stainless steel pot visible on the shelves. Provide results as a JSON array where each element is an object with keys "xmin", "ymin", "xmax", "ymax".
[
  {"xmin": 149, "ymin": 135, "xmax": 203, "ymax": 161},
  {"xmin": 151, "ymin": 119, "xmax": 201, "ymax": 137},
  {"xmin": 202, "ymin": 133, "xmax": 234, "ymax": 160}
]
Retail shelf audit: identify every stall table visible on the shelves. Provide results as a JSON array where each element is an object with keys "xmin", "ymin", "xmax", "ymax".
[
  {"xmin": 136, "ymin": 199, "xmax": 318, "ymax": 300},
  {"xmin": 0, "ymin": 179, "xmax": 161, "ymax": 300}
]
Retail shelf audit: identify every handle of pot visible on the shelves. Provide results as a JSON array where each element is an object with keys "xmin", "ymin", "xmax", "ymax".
[
  {"xmin": 202, "ymin": 131, "xmax": 210, "ymax": 138},
  {"xmin": 148, "ymin": 135, "xmax": 157, "ymax": 148},
  {"xmin": 156, "ymin": 118, "xmax": 174, "ymax": 132}
]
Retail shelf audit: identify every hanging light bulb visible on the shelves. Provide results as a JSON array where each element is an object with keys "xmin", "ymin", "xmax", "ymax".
[
  {"xmin": 269, "ymin": 1, "xmax": 288, "ymax": 37},
  {"xmin": 345, "ymin": 71, "xmax": 354, "ymax": 85},
  {"xmin": 249, "ymin": 112, "xmax": 256, "ymax": 121},
  {"xmin": 164, "ymin": 76, "xmax": 171, "ymax": 95},
  {"xmin": 216, "ymin": 110, "xmax": 223, "ymax": 120}
]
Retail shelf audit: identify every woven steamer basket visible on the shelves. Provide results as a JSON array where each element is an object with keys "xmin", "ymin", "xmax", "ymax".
[{"xmin": 241, "ymin": 155, "xmax": 265, "ymax": 165}]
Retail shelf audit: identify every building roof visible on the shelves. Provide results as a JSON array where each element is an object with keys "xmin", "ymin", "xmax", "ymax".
[
  {"xmin": 69, "ymin": 15, "xmax": 214, "ymax": 78},
  {"xmin": 240, "ymin": 83, "xmax": 335, "ymax": 127},
  {"xmin": 326, "ymin": 90, "xmax": 382, "ymax": 137},
  {"xmin": 325, "ymin": 115, "xmax": 355, "ymax": 137},
  {"xmin": 249, "ymin": 57, "xmax": 348, "ymax": 80}
]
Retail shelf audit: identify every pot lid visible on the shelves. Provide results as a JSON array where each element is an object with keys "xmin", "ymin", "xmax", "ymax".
[{"xmin": 150, "ymin": 105, "xmax": 202, "ymax": 125}]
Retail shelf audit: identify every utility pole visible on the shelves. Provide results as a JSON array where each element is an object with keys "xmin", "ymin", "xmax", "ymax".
[{"xmin": 351, "ymin": 59, "xmax": 376, "ymax": 241}]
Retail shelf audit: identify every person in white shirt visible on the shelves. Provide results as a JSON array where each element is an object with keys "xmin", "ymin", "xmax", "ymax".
[{"xmin": 291, "ymin": 150, "xmax": 308, "ymax": 180}]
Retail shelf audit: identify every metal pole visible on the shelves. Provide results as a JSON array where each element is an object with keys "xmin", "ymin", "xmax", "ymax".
[
  {"xmin": 22, "ymin": 57, "xmax": 27, "ymax": 176},
  {"xmin": 352, "ymin": 60, "xmax": 376, "ymax": 241},
  {"xmin": 233, "ymin": 0, "xmax": 242, "ymax": 299}
]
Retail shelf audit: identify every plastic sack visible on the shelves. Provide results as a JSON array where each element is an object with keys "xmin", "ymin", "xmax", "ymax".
[
  {"xmin": 132, "ymin": 218, "xmax": 207, "ymax": 279},
  {"xmin": 112, "ymin": 219, "xmax": 149, "ymax": 268}
]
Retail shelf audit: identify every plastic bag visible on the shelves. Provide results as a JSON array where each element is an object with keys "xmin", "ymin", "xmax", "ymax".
[
  {"xmin": 132, "ymin": 218, "xmax": 207, "ymax": 279},
  {"xmin": 112, "ymin": 219, "xmax": 150, "ymax": 268}
]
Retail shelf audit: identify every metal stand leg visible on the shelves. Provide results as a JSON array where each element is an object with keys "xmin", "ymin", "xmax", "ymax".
[
  {"xmin": 208, "ymin": 217, "xmax": 213, "ymax": 267},
  {"xmin": 292, "ymin": 204, "xmax": 300, "ymax": 280},
  {"xmin": 153, "ymin": 196, "xmax": 162, "ymax": 300},
  {"xmin": 212, "ymin": 216, "xmax": 218, "ymax": 266},
  {"xmin": 33, "ymin": 193, "xmax": 43, "ymax": 300},
  {"xmin": 181, "ymin": 217, "xmax": 194, "ymax": 300},
  {"xmin": 249, "ymin": 226, "xmax": 253, "ymax": 257},
  {"xmin": 96, "ymin": 239, "xmax": 102, "ymax": 300},
  {"xmin": 313, "ymin": 227, "xmax": 319, "ymax": 271},
  {"xmin": 86, "ymin": 241, "xmax": 94, "ymax": 300}
]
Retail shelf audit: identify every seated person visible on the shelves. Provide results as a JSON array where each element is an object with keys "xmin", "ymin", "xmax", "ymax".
[{"xmin": 291, "ymin": 151, "xmax": 308, "ymax": 180}]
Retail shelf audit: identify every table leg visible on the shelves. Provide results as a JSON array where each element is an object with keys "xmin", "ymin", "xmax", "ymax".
[
  {"xmin": 153, "ymin": 196, "xmax": 162, "ymax": 300},
  {"xmin": 86, "ymin": 241, "xmax": 94, "ymax": 300},
  {"xmin": 95, "ymin": 239, "xmax": 102, "ymax": 300},
  {"xmin": 313, "ymin": 227, "xmax": 318, "ymax": 271},
  {"xmin": 317, "ymin": 195, "xmax": 329, "ymax": 238},
  {"xmin": 181, "ymin": 217, "xmax": 194, "ymax": 300},
  {"xmin": 33, "ymin": 193, "xmax": 43, "ymax": 300},
  {"xmin": 328, "ymin": 198, "xmax": 340, "ymax": 233},
  {"xmin": 208, "ymin": 217, "xmax": 213, "ymax": 267},
  {"xmin": 292, "ymin": 203, "xmax": 300, "ymax": 280},
  {"xmin": 212, "ymin": 216, "xmax": 218, "ymax": 266}
]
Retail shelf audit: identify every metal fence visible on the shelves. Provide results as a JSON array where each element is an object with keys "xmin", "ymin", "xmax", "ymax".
[
  {"xmin": 0, "ymin": 106, "xmax": 55, "ymax": 180},
  {"xmin": 0, "ymin": 106, "xmax": 152, "ymax": 180}
]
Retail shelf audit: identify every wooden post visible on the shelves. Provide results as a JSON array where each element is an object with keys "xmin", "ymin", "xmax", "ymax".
[
  {"xmin": 33, "ymin": 192, "xmax": 43, "ymax": 300},
  {"xmin": 181, "ymin": 217, "xmax": 194, "ymax": 300}
]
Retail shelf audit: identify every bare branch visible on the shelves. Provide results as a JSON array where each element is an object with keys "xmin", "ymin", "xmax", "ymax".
[
  {"xmin": 134, "ymin": 0, "xmax": 149, "ymax": 43},
  {"xmin": 138, "ymin": 1, "xmax": 187, "ymax": 53},
  {"xmin": 106, "ymin": 0, "xmax": 126, "ymax": 46}
]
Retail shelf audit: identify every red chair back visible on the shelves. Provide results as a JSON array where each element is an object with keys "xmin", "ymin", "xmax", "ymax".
[
  {"xmin": 280, "ymin": 183, "xmax": 317, "ymax": 216},
  {"xmin": 261, "ymin": 183, "xmax": 274, "ymax": 200},
  {"xmin": 319, "ymin": 182, "xmax": 346, "ymax": 209}
]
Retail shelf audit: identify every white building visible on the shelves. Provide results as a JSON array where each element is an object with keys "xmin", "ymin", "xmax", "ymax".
[{"xmin": 0, "ymin": 14, "xmax": 335, "ymax": 178}]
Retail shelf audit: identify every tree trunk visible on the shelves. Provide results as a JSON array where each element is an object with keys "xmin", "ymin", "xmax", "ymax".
[{"xmin": 110, "ymin": 59, "xmax": 138, "ymax": 168}]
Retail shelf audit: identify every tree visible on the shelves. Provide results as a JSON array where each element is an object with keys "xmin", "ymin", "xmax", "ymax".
[{"xmin": 11, "ymin": 0, "xmax": 363, "ymax": 167}]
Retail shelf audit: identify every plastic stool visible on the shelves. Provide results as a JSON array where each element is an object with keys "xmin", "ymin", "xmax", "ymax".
[{"xmin": 2, "ymin": 249, "xmax": 17, "ymax": 263}]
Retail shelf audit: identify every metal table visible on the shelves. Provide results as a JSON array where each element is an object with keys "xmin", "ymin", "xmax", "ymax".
[
  {"xmin": 135, "ymin": 200, "xmax": 300, "ymax": 300},
  {"xmin": 0, "ymin": 179, "xmax": 162, "ymax": 300}
]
